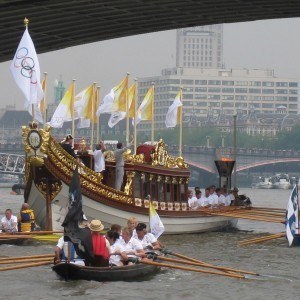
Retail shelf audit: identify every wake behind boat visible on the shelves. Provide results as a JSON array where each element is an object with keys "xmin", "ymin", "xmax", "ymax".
[{"xmin": 22, "ymin": 123, "xmax": 238, "ymax": 234}]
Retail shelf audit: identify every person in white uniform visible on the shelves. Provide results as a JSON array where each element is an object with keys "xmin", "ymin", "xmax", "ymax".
[
  {"xmin": 1, "ymin": 209, "xmax": 17, "ymax": 232},
  {"xmin": 106, "ymin": 230, "xmax": 128, "ymax": 266},
  {"xmin": 135, "ymin": 223, "xmax": 161, "ymax": 250},
  {"xmin": 187, "ymin": 189, "xmax": 198, "ymax": 210},
  {"xmin": 93, "ymin": 141, "xmax": 106, "ymax": 173}
]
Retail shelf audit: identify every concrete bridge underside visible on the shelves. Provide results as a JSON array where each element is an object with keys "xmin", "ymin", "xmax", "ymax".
[{"xmin": 1, "ymin": 0, "xmax": 300, "ymax": 62}]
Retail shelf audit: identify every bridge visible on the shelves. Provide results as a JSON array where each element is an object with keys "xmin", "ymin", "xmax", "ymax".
[
  {"xmin": 1, "ymin": 145, "xmax": 299, "ymax": 177},
  {"xmin": 0, "ymin": 153, "xmax": 25, "ymax": 175},
  {"xmin": 1, "ymin": 0, "xmax": 300, "ymax": 62}
]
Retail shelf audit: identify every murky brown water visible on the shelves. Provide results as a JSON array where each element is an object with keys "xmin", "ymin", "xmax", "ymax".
[{"xmin": 1, "ymin": 188, "xmax": 299, "ymax": 300}]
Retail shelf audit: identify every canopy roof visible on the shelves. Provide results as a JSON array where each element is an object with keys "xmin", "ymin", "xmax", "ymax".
[{"xmin": 1, "ymin": 0, "xmax": 300, "ymax": 62}]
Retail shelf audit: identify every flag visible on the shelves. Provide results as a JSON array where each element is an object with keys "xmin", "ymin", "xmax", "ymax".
[
  {"xmin": 75, "ymin": 84, "xmax": 94, "ymax": 128},
  {"xmin": 286, "ymin": 185, "xmax": 299, "ymax": 246},
  {"xmin": 62, "ymin": 167, "xmax": 94, "ymax": 264},
  {"xmin": 128, "ymin": 83, "xmax": 137, "ymax": 118},
  {"xmin": 10, "ymin": 27, "xmax": 44, "ymax": 108},
  {"xmin": 107, "ymin": 82, "xmax": 136, "ymax": 128},
  {"xmin": 47, "ymin": 82, "xmax": 75, "ymax": 128},
  {"xmin": 136, "ymin": 85, "xmax": 154, "ymax": 125},
  {"xmin": 165, "ymin": 90, "xmax": 182, "ymax": 128},
  {"xmin": 108, "ymin": 111, "xmax": 126, "ymax": 128},
  {"xmin": 96, "ymin": 76, "xmax": 128, "ymax": 115},
  {"xmin": 149, "ymin": 201, "xmax": 165, "ymax": 238}
]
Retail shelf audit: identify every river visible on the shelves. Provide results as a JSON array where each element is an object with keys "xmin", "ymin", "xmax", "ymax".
[{"xmin": 0, "ymin": 187, "xmax": 299, "ymax": 300}]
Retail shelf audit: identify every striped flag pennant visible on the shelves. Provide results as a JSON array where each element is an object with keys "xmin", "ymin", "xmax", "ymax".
[{"xmin": 286, "ymin": 185, "xmax": 299, "ymax": 246}]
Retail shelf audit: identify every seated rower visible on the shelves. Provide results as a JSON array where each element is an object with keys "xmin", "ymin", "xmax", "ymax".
[
  {"xmin": 135, "ymin": 223, "xmax": 161, "ymax": 250},
  {"xmin": 216, "ymin": 188, "xmax": 226, "ymax": 206},
  {"xmin": 17, "ymin": 203, "xmax": 36, "ymax": 232},
  {"xmin": 187, "ymin": 189, "xmax": 198, "ymax": 210},
  {"xmin": 89, "ymin": 219, "xmax": 110, "ymax": 267},
  {"xmin": 1, "ymin": 209, "xmax": 18, "ymax": 233},
  {"xmin": 106, "ymin": 230, "xmax": 128, "ymax": 267},
  {"xmin": 196, "ymin": 190, "xmax": 210, "ymax": 208},
  {"xmin": 54, "ymin": 236, "xmax": 84, "ymax": 265},
  {"xmin": 127, "ymin": 217, "xmax": 138, "ymax": 239},
  {"xmin": 110, "ymin": 224, "xmax": 124, "ymax": 245},
  {"xmin": 121, "ymin": 227, "xmax": 145, "ymax": 263}
]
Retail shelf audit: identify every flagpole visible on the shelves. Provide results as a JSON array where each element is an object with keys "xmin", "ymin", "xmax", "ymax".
[
  {"xmin": 23, "ymin": 18, "xmax": 35, "ymax": 122},
  {"xmin": 151, "ymin": 82, "xmax": 155, "ymax": 145},
  {"xmin": 71, "ymin": 79, "xmax": 76, "ymax": 147},
  {"xmin": 96, "ymin": 86, "xmax": 101, "ymax": 144},
  {"xmin": 179, "ymin": 87, "xmax": 183, "ymax": 157},
  {"xmin": 42, "ymin": 72, "xmax": 47, "ymax": 129},
  {"xmin": 126, "ymin": 72, "xmax": 130, "ymax": 145},
  {"xmin": 134, "ymin": 78, "xmax": 138, "ymax": 154},
  {"xmin": 90, "ymin": 82, "xmax": 96, "ymax": 150}
]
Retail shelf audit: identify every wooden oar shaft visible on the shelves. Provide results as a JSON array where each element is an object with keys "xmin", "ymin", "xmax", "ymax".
[
  {"xmin": 239, "ymin": 233, "xmax": 285, "ymax": 244},
  {"xmin": 0, "ymin": 261, "xmax": 52, "ymax": 271},
  {"xmin": 239, "ymin": 233, "xmax": 286, "ymax": 246},
  {"xmin": 2, "ymin": 231, "xmax": 63, "ymax": 235},
  {"xmin": 209, "ymin": 212, "xmax": 284, "ymax": 223},
  {"xmin": 0, "ymin": 254, "xmax": 54, "ymax": 262},
  {"xmin": 140, "ymin": 260, "xmax": 244, "ymax": 279},
  {"xmin": 169, "ymin": 252, "xmax": 258, "ymax": 275},
  {"xmin": 0, "ymin": 235, "xmax": 33, "ymax": 239},
  {"xmin": 0, "ymin": 258, "xmax": 53, "ymax": 265},
  {"xmin": 158, "ymin": 256, "xmax": 257, "ymax": 276}
]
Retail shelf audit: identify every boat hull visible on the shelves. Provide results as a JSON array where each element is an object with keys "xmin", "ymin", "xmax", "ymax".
[
  {"xmin": 27, "ymin": 180, "xmax": 237, "ymax": 234},
  {"xmin": 52, "ymin": 262, "xmax": 160, "ymax": 281}
]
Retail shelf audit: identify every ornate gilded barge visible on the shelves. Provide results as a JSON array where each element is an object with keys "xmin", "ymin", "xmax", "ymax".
[{"xmin": 22, "ymin": 123, "xmax": 236, "ymax": 233}]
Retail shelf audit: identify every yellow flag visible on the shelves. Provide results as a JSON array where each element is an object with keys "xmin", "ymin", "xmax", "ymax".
[
  {"xmin": 136, "ymin": 85, "xmax": 154, "ymax": 124},
  {"xmin": 48, "ymin": 81, "xmax": 75, "ymax": 128},
  {"xmin": 128, "ymin": 83, "xmax": 136, "ymax": 118},
  {"xmin": 115, "ymin": 76, "xmax": 128, "ymax": 112}
]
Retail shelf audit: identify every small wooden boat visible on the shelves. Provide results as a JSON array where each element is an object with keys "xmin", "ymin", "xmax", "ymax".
[{"xmin": 52, "ymin": 261, "xmax": 160, "ymax": 281}]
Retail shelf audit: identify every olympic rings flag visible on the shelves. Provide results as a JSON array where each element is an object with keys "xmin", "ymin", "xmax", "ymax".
[{"xmin": 10, "ymin": 26, "xmax": 44, "ymax": 113}]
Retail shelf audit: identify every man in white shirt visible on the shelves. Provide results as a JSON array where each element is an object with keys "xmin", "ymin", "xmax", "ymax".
[
  {"xmin": 208, "ymin": 186, "xmax": 219, "ymax": 207},
  {"xmin": 216, "ymin": 188, "xmax": 226, "ymax": 206},
  {"xmin": 93, "ymin": 141, "xmax": 106, "ymax": 173},
  {"xmin": 1, "ymin": 209, "xmax": 17, "ymax": 232},
  {"xmin": 196, "ymin": 190, "xmax": 210, "ymax": 208},
  {"xmin": 135, "ymin": 223, "xmax": 161, "ymax": 250},
  {"xmin": 187, "ymin": 189, "xmax": 198, "ymax": 210}
]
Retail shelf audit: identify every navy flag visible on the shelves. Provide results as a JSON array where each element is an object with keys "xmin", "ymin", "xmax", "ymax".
[
  {"xmin": 62, "ymin": 166, "xmax": 94, "ymax": 264},
  {"xmin": 286, "ymin": 185, "xmax": 299, "ymax": 246}
]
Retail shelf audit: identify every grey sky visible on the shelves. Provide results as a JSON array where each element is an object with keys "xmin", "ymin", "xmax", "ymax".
[{"xmin": 1, "ymin": 18, "xmax": 300, "ymax": 110}]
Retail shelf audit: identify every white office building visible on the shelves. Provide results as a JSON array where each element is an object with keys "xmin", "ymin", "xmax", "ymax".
[
  {"xmin": 176, "ymin": 25, "xmax": 223, "ymax": 69},
  {"xmin": 137, "ymin": 67, "xmax": 299, "ymax": 134}
]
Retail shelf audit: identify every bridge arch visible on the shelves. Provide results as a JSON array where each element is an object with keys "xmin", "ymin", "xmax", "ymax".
[{"xmin": 1, "ymin": 1, "xmax": 300, "ymax": 62}]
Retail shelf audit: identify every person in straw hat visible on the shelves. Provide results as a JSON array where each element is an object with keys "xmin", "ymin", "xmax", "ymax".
[{"xmin": 89, "ymin": 219, "xmax": 110, "ymax": 267}]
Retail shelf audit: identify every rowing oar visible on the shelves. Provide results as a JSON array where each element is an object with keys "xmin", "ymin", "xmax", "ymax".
[
  {"xmin": 0, "ymin": 257, "xmax": 53, "ymax": 265},
  {"xmin": 239, "ymin": 233, "xmax": 286, "ymax": 246},
  {"xmin": 0, "ymin": 254, "xmax": 54, "ymax": 262},
  {"xmin": 140, "ymin": 259, "xmax": 244, "ymax": 279},
  {"xmin": 0, "ymin": 261, "xmax": 52, "ymax": 272},
  {"xmin": 156, "ymin": 256, "xmax": 257, "ymax": 276},
  {"xmin": 163, "ymin": 252, "xmax": 258, "ymax": 276},
  {"xmin": 2, "ymin": 231, "xmax": 63, "ymax": 235}
]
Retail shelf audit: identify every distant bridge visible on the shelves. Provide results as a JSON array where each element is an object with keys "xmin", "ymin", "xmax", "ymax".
[{"xmin": 0, "ymin": 153, "xmax": 25, "ymax": 175}]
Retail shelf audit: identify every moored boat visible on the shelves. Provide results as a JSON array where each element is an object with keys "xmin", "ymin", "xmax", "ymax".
[
  {"xmin": 272, "ymin": 174, "xmax": 292, "ymax": 190},
  {"xmin": 252, "ymin": 176, "xmax": 273, "ymax": 189},
  {"xmin": 22, "ymin": 123, "xmax": 237, "ymax": 233},
  {"xmin": 52, "ymin": 261, "xmax": 160, "ymax": 281}
]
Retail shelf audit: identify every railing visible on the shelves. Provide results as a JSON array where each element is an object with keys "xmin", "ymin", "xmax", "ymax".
[{"xmin": 0, "ymin": 153, "xmax": 25, "ymax": 175}]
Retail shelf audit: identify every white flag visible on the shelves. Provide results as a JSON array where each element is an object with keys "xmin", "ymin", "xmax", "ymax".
[
  {"xmin": 286, "ymin": 185, "xmax": 299, "ymax": 246},
  {"xmin": 165, "ymin": 91, "xmax": 182, "ymax": 128},
  {"xmin": 108, "ymin": 111, "xmax": 126, "ymax": 128},
  {"xmin": 10, "ymin": 27, "xmax": 43, "ymax": 107},
  {"xmin": 149, "ymin": 201, "xmax": 165, "ymax": 238},
  {"xmin": 96, "ymin": 89, "xmax": 118, "ymax": 115}
]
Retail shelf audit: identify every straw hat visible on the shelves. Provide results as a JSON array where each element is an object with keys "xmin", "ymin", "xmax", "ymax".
[{"xmin": 89, "ymin": 219, "xmax": 104, "ymax": 232}]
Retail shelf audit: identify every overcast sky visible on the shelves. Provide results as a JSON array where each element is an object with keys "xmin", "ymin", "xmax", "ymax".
[{"xmin": 1, "ymin": 17, "xmax": 300, "ymax": 110}]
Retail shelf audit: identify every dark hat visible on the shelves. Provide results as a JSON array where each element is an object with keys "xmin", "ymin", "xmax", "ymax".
[{"xmin": 66, "ymin": 134, "xmax": 73, "ymax": 141}]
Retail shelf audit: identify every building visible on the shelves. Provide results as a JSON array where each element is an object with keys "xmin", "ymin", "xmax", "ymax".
[
  {"xmin": 137, "ymin": 67, "xmax": 299, "ymax": 135},
  {"xmin": 176, "ymin": 25, "xmax": 223, "ymax": 69}
]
